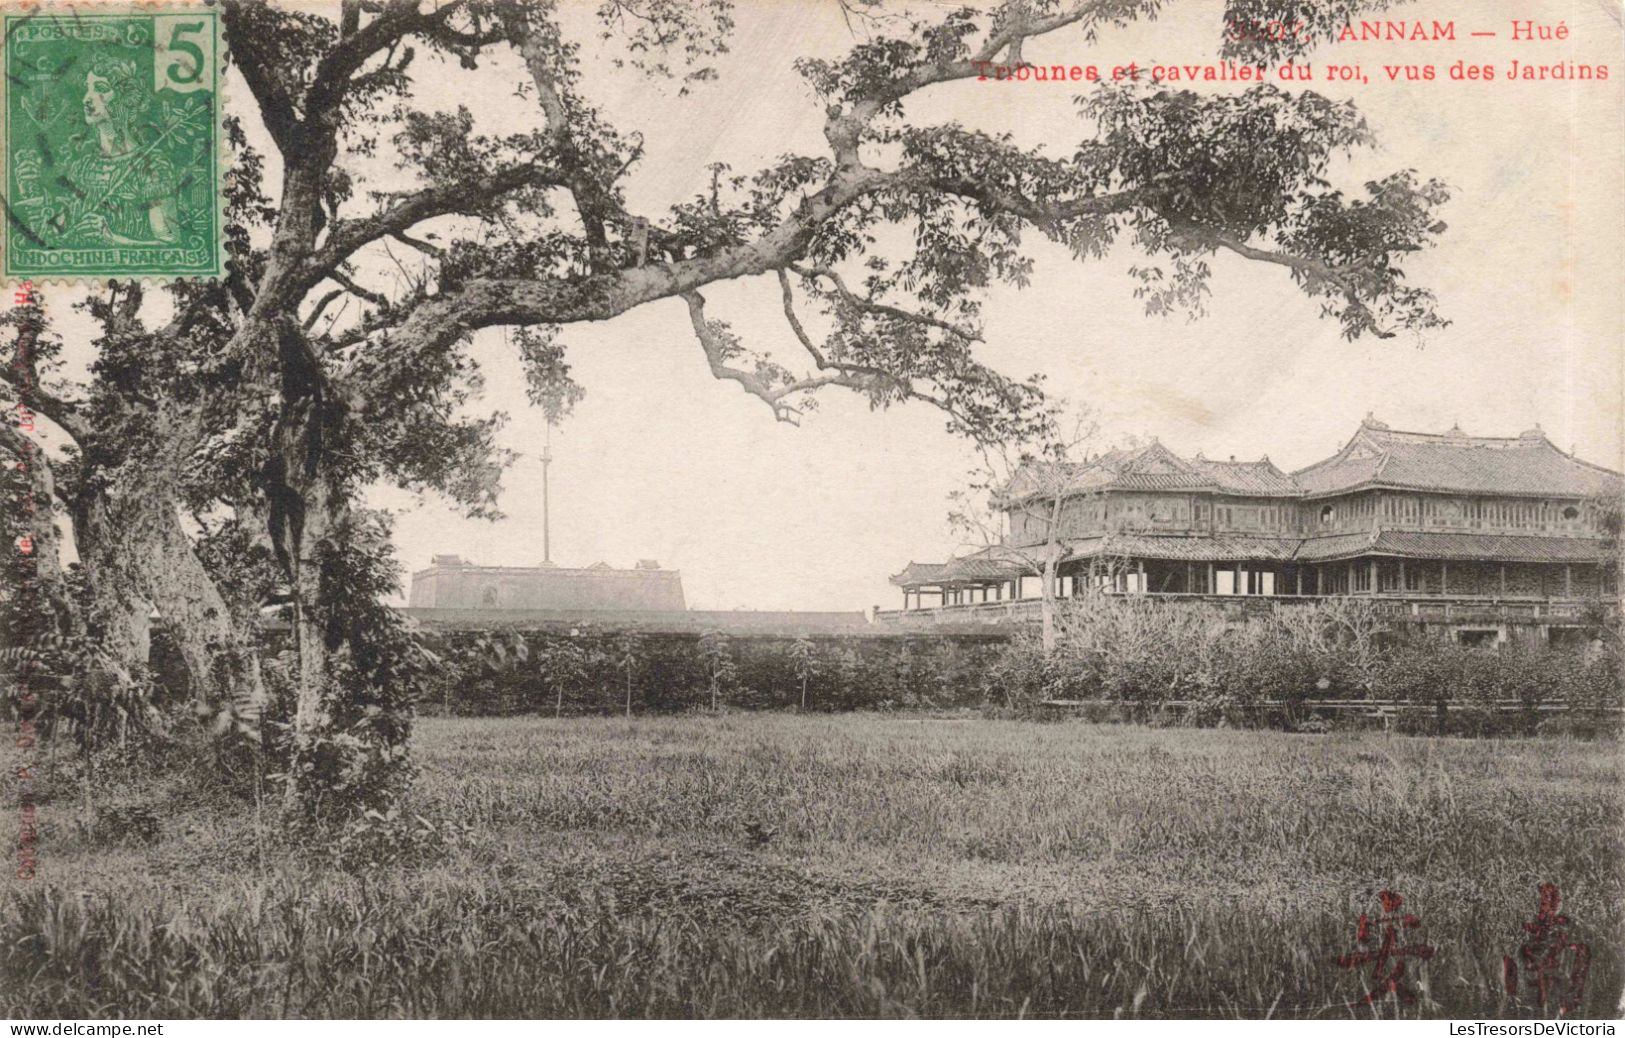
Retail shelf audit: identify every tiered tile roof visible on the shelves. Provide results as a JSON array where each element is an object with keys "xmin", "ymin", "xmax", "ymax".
[
  {"xmin": 1004, "ymin": 439, "xmax": 1302, "ymax": 500},
  {"xmin": 1004, "ymin": 417, "xmax": 1620, "ymax": 501},
  {"xmin": 1294, "ymin": 417, "xmax": 1621, "ymax": 498}
]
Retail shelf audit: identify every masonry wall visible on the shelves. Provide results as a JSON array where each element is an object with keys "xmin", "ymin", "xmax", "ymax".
[{"xmin": 409, "ymin": 566, "xmax": 687, "ymax": 611}]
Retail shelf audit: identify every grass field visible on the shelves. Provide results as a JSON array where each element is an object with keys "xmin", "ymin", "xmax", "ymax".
[{"xmin": 3, "ymin": 714, "xmax": 1621, "ymax": 1018}]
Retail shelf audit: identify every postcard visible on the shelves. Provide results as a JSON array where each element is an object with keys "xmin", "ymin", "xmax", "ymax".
[{"xmin": 1, "ymin": 0, "xmax": 1620, "ymax": 1025}]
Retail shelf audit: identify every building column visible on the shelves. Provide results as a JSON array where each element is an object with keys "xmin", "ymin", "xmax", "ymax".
[
  {"xmin": 1206, "ymin": 562, "xmax": 1215, "ymax": 596},
  {"xmin": 1295, "ymin": 567, "xmax": 1304, "ymax": 596},
  {"xmin": 1348, "ymin": 561, "xmax": 1356, "ymax": 595},
  {"xmin": 1369, "ymin": 558, "xmax": 1379, "ymax": 595},
  {"xmin": 1498, "ymin": 564, "xmax": 1507, "ymax": 596},
  {"xmin": 1137, "ymin": 559, "xmax": 1146, "ymax": 594},
  {"xmin": 1564, "ymin": 564, "xmax": 1573, "ymax": 597},
  {"xmin": 1185, "ymin": 562, "xmax": 1195, "ymax": 594},
  {"xmin": 1441, "ymin": 560, "xmax": 1449, "ymax": 595},
  {"xmin": 1397, "ymin": 560, "xmax": 1406, "ymax": 593}
]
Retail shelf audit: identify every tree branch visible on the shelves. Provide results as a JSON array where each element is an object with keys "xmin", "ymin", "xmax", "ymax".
[
  {"xmin": 682, "ymin": 291, "xmax": 868, "ymax": 422},
  {"xmin": 1190, "ymin": 225, "xmax": 1395, "ymax": 338},
  {"xmin": 390, "ymin": 230, "xmax": 445, "ymax": 258},
  {"xmin": 305, "ymin": 161, "xmax": 563, "ymax": 287},
  {"xmin": 789, "ymin": 262, "xmax": 981, "ymax": 341},
  {"xmin": 776, "ymin": 268, "xmax": 907, "ymax": 383},
  {"xmin": 772, "ymin": 269, "xmax": 977, "ymax": 426},
  {"xmin": 303, "ymin": 289, "xmax": 347, "ymax": 331},
  {"xmin": 330, "ymin": 269, "xmax": 390, "ymax": 310},
  {"xmin": 221, "ymin": 1, "xmax": 301, "ymax": 152},
  {"xmin": 821, "ymin": 1, "xmax": 1115, "ymax": 167},
  {"xmin": 498, "ymin": 0, "xmax": 622, "ymax": 267},
  {"xmin": 2, "ymin": 313, "xmax": 89, "ymax": 445}
]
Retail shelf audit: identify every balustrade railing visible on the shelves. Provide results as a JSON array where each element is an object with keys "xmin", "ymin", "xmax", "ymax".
[{"xmin": 873, "ymin": 591, "xmax": 1612, "ymax": 626}]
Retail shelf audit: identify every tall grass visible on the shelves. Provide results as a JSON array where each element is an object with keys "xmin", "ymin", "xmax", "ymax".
[{"xmin": 3, "ymin": 715, "xmax": 1620, "ymax": 1018}]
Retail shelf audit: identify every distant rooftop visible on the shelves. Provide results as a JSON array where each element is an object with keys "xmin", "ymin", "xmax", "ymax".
[{"xmin": 410, "ymin": 556, "xmax": 686, "ymax": 611}]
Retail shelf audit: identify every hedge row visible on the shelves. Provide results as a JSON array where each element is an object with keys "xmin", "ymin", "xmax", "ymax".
[
  {"xmin": 416, "ymin": 595, "xmax": 1621, "ymax": 738},
  {"xmin": 420, "ymin": 628, "xmax": 1010, "ymax": 715}
]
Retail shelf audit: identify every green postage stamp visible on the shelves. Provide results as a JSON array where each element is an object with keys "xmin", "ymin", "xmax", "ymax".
[{"xmin": 2, "ymin": 4, "xmax": 222, "ymax": 280}]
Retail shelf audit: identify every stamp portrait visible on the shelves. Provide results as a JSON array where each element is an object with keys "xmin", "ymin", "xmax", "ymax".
[{"xmin": 2, "ymin": 4, "xmax": 221, "ymax": 280}]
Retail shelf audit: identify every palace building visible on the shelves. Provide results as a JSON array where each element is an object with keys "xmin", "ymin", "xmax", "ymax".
[{"xmin": 884, "ymin": 417, "xmax": 1622, "ymax": 643}]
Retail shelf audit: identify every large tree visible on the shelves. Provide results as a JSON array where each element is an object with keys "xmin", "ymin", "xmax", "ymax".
[{"xmin": 1, "ymin": 0, "xmax": 1449, "ymax": 812}]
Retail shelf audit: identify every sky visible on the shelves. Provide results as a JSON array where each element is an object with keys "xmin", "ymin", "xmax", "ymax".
[{"xmin": 30, "ymin": 0, "xmax": 1625, "ymax": 612}]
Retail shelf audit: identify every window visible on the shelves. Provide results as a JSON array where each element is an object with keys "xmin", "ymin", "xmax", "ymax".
[
  {"xmin": 1320, "ymin": 505, "xmax": 1336, "ymax": 524},
  {"xmin": 1562, "ymin": 506, "xmax": 1580, "ymax": 520}
]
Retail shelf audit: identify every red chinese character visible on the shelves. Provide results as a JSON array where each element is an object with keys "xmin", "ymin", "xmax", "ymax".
[
  {"xmin": 1337, "ymin": 890, "xmax": 1435, "ymax": 1008},
  {"xmin": 15, "ymin": 534, "xmax": 33, "ymax": 556},
  {"xmin": 12, "ymin": 280, "xmax": 34, "ymax": 306},
  {"xmin": 1504, "ymin": 883, "xmax": 1590, "ymax": 1015}
]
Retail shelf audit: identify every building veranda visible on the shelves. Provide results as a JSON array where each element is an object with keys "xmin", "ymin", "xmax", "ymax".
[{"xmin": 883, "ymin": 418, "xmax": 1622, "ymax": 645}]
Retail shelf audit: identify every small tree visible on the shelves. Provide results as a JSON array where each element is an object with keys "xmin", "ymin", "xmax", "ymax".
[
  {"xmin": 697, "ymin": 630, "xmax": 737, "ymax": 712},
  {"xmin": 538, "ymin": 637, "xmax": 591, "ymax": 718},
  {"xmin": 789, "ymin": 635, "xmax": 819, "ymax": 711},
  {"xmin": 951, "ymin": 410, "xmax": 1108, "ymax": 655},
  {"xmin": 833, "ymin": 646, "xmax": 864, "ymax": 710},
  {"xmin": 613, "ymin": 631, "xmax": 645, "ymax": 718}
]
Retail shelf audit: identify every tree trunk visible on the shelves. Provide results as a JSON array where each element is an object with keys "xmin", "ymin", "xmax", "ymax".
[
  {"xmin": 21, "ymin": 431, "xmax": 267, "ymax": 752},
  {"xmin": 71, "ymin": 497, "xmax": 154, "ymax": 676},
  {"xmin": 132, "ymin": 496, "xmax": 268, "ymax": 722},
  {"xmin": 1040, "ymin": 544, "xmax": 1060, "ymax": 656},
  {"xmin": 800, "ymin": 675, "xmax": 808, "ymax": 711},
  {"xmin": 285, "ymin": 484, "xmax": 336, "ymax": 809},
  {"xmin": 625, "ymin": 670, "xmax": 632, "ymax": 718},
  {"xmin": 262, "ymin": 316, "xmax": 352, "ymax": 809}
]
